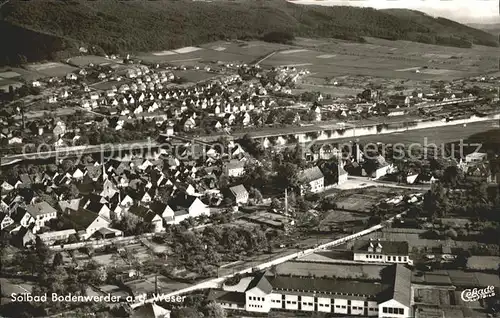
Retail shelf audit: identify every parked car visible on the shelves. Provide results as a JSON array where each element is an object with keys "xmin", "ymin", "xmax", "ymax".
[{"xmin": 441, "ymin": 254, "xmax": 456, "ymax": 262}]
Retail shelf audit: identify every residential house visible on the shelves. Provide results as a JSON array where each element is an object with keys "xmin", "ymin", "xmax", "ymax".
[
  {"xmin": 0, "ymin": 212, "xmax": 14, "ymax": 230},
  {"xmin": 183, "ymin": 117, "xmax": 196, "ymax": 132},
  {"xmin": 224, "ymin": 159, "xmax": 246, "ymax": 177},
  {"xmin": 362, "ymin": 156, "xmax": 390, "ymax": 179},
  {"xmin": 170, "ymin": 194, "xmax": 210, "ymax": 221},
  {"xmin": 26, "ymin": 201, "xmax": 58, "ymax": 233},
  {"xmin": 150, "ymin": 201, "xmax": 176, "ymax": 224},
  {"xmin": 127, "ymin": 205, "xmax": 164, "ymax": 233},
  {"xmin": 298, "ymin": 167, "xmax": 325, "ymax": 194},
  {"xmin": 311, "ymin": 105, "xmax": 322, "ymax": 121},
  {"xmin": 53, "ymin": 121, "xmax": 66, "ymax": 137},
  {"xmin": 465, "ymin": 152, "xmax": 487, "ymax": 163},
  {"xmin": 227, "ymin": 185, "xmax": 249, "ymax": 205},
  {"xmin": 65, "ymin": 208, "xmax": 111, "ymax": 240},
  {"xmin": 466, "ymin": 163, "xmax": 491, "ymax": 182},
  {"xmin": 12, "ymin": 227, "xmax": 36, "ymax": 247}
]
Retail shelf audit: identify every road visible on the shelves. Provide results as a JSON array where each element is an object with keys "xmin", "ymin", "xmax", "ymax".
[
  {"xmin": 338, "ymin": 176, "xmax": 431, "ymax": 191},
  {"xmin": 131, "ymin": 211, "xmax": 405, "ymax": 308},
  {"xmin": 254, "ymin": 51, "xmax": 278, "ymax": 66}
]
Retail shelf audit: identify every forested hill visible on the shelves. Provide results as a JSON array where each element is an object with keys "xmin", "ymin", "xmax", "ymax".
[{"xmin": 0, "ymin": 0, "xmax": 498, "ymax": 66}]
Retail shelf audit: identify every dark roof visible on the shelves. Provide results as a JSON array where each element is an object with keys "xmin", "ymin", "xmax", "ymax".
[
  {"xmin": 11, "ymin": 207, "xmax": 28, "ymax": 223},
  {"xmin": 391, "ymin": 264, "xmax": 412, "ymax": 307},
  {"xmin": 353, "ymin": 240, "xmax": 409, "ymax": 255},
  {"xmin": 207, "ymin": 290, "xmax": 245, "ymax": 305},
  {"xmin": 174, "ymin": 209, "xmax": 189, "ymax": 217},
  {"xmin": 298, "ymin": 166, "xmax": 324, "ymax": 183},
  {"xmin": 149, "ymin": 201, "xmax": 169, "ymax": 215},
  {"xmin": 267, "ymin": 275, "xmax": 389, "ymax": 298},
  {"xmin": 86, "ymin": 165, "xmax": 103, "ymax": 179},
  {"xmin": 26, "ymin": 201, "xmax": 57, "ymax": 217},
  {"xmin": 246, "ymin": 272, "xmax": 272, "ymax": 294},
  {"xmin": 128, "ymin": 205, "xmax": 151, "ymax": 219},
  {"xmin": 65, "ymin": 208, "xmax": 100, "ymax": 230}
]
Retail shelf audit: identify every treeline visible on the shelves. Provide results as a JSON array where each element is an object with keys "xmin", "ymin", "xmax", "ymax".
[{"xmin": 1, "ymin": 0, "xmax": 498, "ymax": 66}]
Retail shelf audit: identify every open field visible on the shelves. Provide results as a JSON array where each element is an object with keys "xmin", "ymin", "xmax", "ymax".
[
  {"xmin": 0, "ymin": 67, "xmax": 42, "ymax": 82},
  {"xmin": 335, "ymin": 188, "xmax": 395, "ymax": 212},
  {"xmin": 260, "ymin": 37, "xmax": 498, "ymax": 81},
  {"xmin": 25, "ymin": 62, "xmax": 77, "ymax": 77},
  {"xmin": 466, "ymin": 256, "xmax": 500, "ymax": 271},
  {"xmin": 414, "ymin": 270, "xmax": 500, "ymax": 288},
  {"xmin": 136, "ymin": 41, "xmax": 290, "ymax": 65},
  {"xmin": 415, "ymin": 288, "xmax": 454, "ymax": 306},
  {"xmin": 292, "ymin": 84, "xmax": 360, "ymax": 97},
  {"xmin": 66, "ymin": 55, "xmax": 123, "ymax": 67},
  {"xmin": 172, "ymin": 70, "xmax": 219, "ymax": 83},
  {"xmin": 0, "ymin": 71, "xmax": 22, "ymax": 79},
  {"xmin": 321, "ymin": 210, "xmax": 369, "ymax": 226}
]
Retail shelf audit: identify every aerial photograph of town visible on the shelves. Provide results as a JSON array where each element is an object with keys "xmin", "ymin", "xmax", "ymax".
[{"xmin": 0, "ymin": 0, "xmax": 499, "ymax": 317}]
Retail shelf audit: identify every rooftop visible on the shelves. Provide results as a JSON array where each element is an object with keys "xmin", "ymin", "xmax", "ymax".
[
  {"xmin": 353, "ymin": 240, "xmax": 409, "ymax": 255},
  {"xmin": 26, "ymin": 201, "xmax": 57, "ymax": 217},
  {"xmin": 267, "ymin": 275, "xmax": 390, "ymax": 299},
  {"xmin": 298, "ymin": 166, "xmax": 324, "ymax": 183}
]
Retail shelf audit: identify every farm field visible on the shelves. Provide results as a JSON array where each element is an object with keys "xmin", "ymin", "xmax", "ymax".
[
  {"xmin": 412, "ymin": 270, "xmax": 500, "ymax": 288},
  {"xmin": 25, "ymin": 62, "xmax": 77, "ymax": 78},
  {"xmin": 292, "ymin": 84, "xmax": 360, "ymax": 97},
  {"xmin": 320, "ymin": 210, "xmax": 369, "ymax": 226},
  {"xmin": 0, "ymin": 67, "xmax": 43, "ymax": 81},
  {"xmin": 66, "ymin": 55, "xmax": 123, "ymax": 67},
  {"xmin": 172, "ymin": 69, "xmax": 219, "ymax": 83},
  {"xmin": 335, "ymin": 188, "xmax": 395, "ymax": 213},
  {"xmin": 415, "ymin": 288, "xmax": 454, "ymax": 306},
  {"xmin": 136, "ymin": 41, "xmax": 291, "ymax": 65},
  {"xmin": 260, "ymin": 36, "xmax": 498, "ymax": 81},
  {"xmin": 466, "ymin": 256, "xmax": 500, "ymax": 271}
]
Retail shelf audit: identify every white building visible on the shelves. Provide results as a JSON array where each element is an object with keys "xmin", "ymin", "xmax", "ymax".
[
  {"xmin": 353, "ymin": 239, "xmax": 413, "ymax": 265},
  {"xmin": 298, "ymin": 166, "xmax": 325, "ymax": 194},
  {"xmin": 209, "ymin": 264, "xmax": 412, "ymax": 317},
  {"xmin": 465, "ymin": 152, "xmax": 487, "ymax": 163}
]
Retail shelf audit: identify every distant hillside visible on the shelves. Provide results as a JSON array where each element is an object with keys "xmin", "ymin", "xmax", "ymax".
[
  {"xmin": 467, "ymin": 23, "xmax": 500, "ymax": 36},
  {"xmin": 0, "ymin": 0, "xmax": 498, "ymax": 66}
]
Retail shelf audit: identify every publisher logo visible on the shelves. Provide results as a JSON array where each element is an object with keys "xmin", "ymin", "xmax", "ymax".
[{"xmin": 461, "ymin": 286, "xmax": 496, "ymax": 302}]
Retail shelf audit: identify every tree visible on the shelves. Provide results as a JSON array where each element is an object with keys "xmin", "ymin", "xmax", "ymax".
[
  {"xmin": 203, "ymin": 302, "xmax": 227, "ymax": 318},
  {"xmin": 270, "ymin": 198, "xmax": 282, "ymax": 210},
  {"xmin": 35, "ymin": 237, "xmax": 51, "ymax": 268},
  {"xmin": 455, "ymin": 250, "xmax": 471, "ymax": 268},
  {"xmin": 249, "ymin": 187, "xmax": 263, "ymax": 203},
  {"xmin": 52, "ymin": 252, "xmax": 64, "ymax": 268},
  {"xmin": 275, "ymin": 162, "xmax": 300, "ymax": 190},
  {"xmin": 172, "ymin": 307, "xmax": 203, "ymax": 318},
  {"xmin": 61, "ymin": 159, "xmax": 75, "ymax": 172},
  {"xmin": 445, "ymin": 228, "xmax": 458, "ymax": 240}
]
